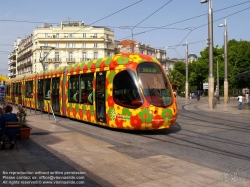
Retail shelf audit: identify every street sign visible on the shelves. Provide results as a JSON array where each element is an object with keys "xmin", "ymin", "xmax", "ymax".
[{"xmin": 203, "ymin": 82, "xmax": 208, "ymax": 90}]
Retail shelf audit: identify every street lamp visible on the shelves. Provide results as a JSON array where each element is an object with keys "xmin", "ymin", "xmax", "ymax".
[
  {"xmin": 184, "ymin": 41, "xmax": 189, "ymax": 99},
  {"xmin": 218, "ymin": 18, "xmax": 228, "ymax": 103},
  {"xmin": 201, "ymin": 0, "xmax": 214, "ymax": 108}
]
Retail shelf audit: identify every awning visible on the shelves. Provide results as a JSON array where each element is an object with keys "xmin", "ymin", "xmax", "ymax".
[
  {"xmin": 0, "ymin": 75, "xmax": 10, "ymax": 81},
  {"xmin": 235, "ymin": 70, "xmax": 250, "ymax": 79}
]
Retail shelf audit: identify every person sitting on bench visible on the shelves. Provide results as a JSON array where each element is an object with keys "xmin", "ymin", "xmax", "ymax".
[{"xmin": 0, "ymin": 105, "xmax": 19, "ymax": 150}]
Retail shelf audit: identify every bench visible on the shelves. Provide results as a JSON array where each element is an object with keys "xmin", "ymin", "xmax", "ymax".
[{"xmin": 3, "ymin": 121, "xmax": 21, "ymax": 152}]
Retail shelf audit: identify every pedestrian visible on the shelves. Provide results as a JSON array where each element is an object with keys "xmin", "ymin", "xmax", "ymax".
[
  {"xmin": 197, "ymin": 90, "xmax": 200, "ymax": 101},
  {"xmin": 246, "ymin": 91, "xmax": 249, "ymax": 104},
  {"xmin": 237, "ymin": 93, "xmax": 243, "ymax": 110}
]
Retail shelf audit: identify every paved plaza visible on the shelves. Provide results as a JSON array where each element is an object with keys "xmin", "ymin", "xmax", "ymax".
[{"xmin": 0, "ymin": 98, "xmax": 249, "ymax": 187}]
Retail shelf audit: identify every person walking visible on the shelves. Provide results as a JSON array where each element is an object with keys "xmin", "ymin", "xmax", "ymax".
[
  {"xmin": 197, "ymin": 90, "xmax": 200, "ymax": 101},
  {"xmin": 237, "ymin": 93, "xmax": 243, "ymax": 110},
  {"xmin": 246, "ymin": 91, "xmax": 249, "ymax": 104}
]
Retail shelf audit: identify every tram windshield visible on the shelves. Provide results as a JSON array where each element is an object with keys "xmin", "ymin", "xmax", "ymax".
[{"xmin": 137, "ymin": 63, "xmax": 173, "ymax": 107}]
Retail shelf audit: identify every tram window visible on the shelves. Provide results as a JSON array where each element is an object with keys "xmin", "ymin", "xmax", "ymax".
[
  {"xmin": 113, "ymin": 70, "xmax": 143, "ymax": 108},
  {"xmin": 17, "ymin": 82, "xmax": 21, "ymax": 96},
  {"xmin": 25, "ymin": 81, "xmax": 33, "ymax": 98},
  {"xmin": 68, "ymin": 73, "xmax": 94, "ymax": 104},
  {"xmin": 44, "ymin": 78, "xmax": 51, "ymax": 100},
  {"xmin": 5, "ymin": 85, "xmax": 10, "ymax": 96},
  {"xmin": 80, "ymin": 74, "xmax": 93, "ymax": 104},
  {"xmin": 137, "ymin": 63, "xmax": 172, "ymax": 107},
  {"xmin": 68, "ymin": 75, "xmax": 79, "ymax": 103}
]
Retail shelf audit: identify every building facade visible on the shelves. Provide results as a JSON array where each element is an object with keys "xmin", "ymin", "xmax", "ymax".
[
  {"xmin": 117, "ymin": 39, "xmax": 170, "ymax": 73},
  {"xmin": 8, "ymin": 21, "xmax": 115, "ymax": 77},
  {"xmin": 17, "ymin": 34, "xmax": 33, "ymax": 76},
  {"xmin": 8, "ymin": 37, "xmax": 21, "ymax": 78}
]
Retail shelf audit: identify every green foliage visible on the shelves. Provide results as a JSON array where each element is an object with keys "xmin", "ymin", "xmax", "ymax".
[{"xmin": 170, "ymin": 39, "xmax": 250, "ymax": 92}]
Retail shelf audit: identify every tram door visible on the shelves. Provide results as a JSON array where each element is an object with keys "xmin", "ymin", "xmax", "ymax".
[
  {"xmin": 12, "ymin": 83, "xmax": 15, "ymax": 104},
  {"xmin": 51, "ymin": 78, "xmax": 60, "ymax": 114},
  {"xmin": 17, "ymin": 82, "xmax": 22, "ymax": 105},
  {"xmin": 38, "ymin": 79, "xmax": 44, "ymax": 110},
  {"xmin": 96, "ymin": 72, "xmax": 106, "ymax": 123}
]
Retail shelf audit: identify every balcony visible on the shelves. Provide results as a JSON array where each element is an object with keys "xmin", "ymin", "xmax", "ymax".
[
  {"xmin": 66, "ymin": 58, "xmax": 75, "ymax": 62},
  {"xmin": 8, "ymin": 59, "xmax": 16, "ymax": 66}
]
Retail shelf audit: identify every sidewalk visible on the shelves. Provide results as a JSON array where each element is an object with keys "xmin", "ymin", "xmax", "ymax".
[
  {"xmin": 181, "ymin": 97, "xmax": 250, "ymax": 115},
  {"xmin": 0, "ymin": 105, "xmax": 249, "ymax": 187}
]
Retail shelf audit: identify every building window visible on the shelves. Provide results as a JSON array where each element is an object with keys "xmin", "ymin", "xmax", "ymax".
[
  {"xmin": 55, "ymin": 52, "xmax": 59, "ymax": 61},
  {"xmin": 44, "ymin": 43, "xmax": 48, "ymax": 47},
  {"xmin": 94, "ymin": 33, "xmax": 97, "ymax": 38},
  {"xmin": 82, "ymin": 52, "xmax": 87, "ymax": 61},
  {"xmin": 66, "ymin": 43, "xmax": 70, "ymax": 48},
  {"xmin": 107, "ymin": 52, "xmax": 111, "ymax": 57},
  {"xmin": 106, "ymin": 34, "xmax": 110, "ymax": 39},
  {"xmin": 82, "ymin": 43, "xmax": 86, "ymax": 48},
  {"xmin": 55, "ymin": 64, "xmax": 59, "ymax": 69},
  {"xmin": 94, "ymin": 43, "xmax": 98, "ymax": 48},
  {"xmin": 69, "ymin": 33, "xmax": 73, "ymax": 38},
  {"xmin": 106, "ymin": 43, "xmax": 110, "ymax": 48},
  {"xmin": 83, "ymin": 33, "xmax": 86, "ymax": 38},
  {"xmin": 69, "ymin": 52, "xmax": 73, "ymax": 61},
  {"xmin": 45, "ymin": 33, "xmax": 48, "ymax": 38},
  {"xmin": 55, "ymin": 43, "xmax": 59, "ymax": 48},
  {"xmin": 56, "ymin": 33, "xmax": 59, "ymax": 38},
  {"xmin": 94, "ymin": 52, "xmax": 98, "ymax": 59},
  {"xmin": 72, "ymin": 43, "xmax": 76, "ymax": 48}
]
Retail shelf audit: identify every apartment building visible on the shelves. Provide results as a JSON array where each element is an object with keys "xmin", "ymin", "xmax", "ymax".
[
  {"xmin": 117, "ymin": 39, "xmax": 169, "ymax": 73},
  {"xmin": 8, "ymin": 21, "xmax": 115, "ymax": 77},
  {"xmin": 17, "ymin": 34, "xmax": 33, "ymax": 75},
  {"xmin": 8, "ymin": 37, "xmax": 21, "ymax": 78},
  {"xmin": 33, "ymin": 21, "xmax": 114, "ymax": 73}
]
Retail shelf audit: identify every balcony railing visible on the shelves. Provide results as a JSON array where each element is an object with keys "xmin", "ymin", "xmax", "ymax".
[{"xmin": 66, "ymin": 58, "xmax": 75, "ymax": 62}]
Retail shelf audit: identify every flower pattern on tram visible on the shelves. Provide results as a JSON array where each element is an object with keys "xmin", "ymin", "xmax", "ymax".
[{"xmin": 130, "ymin": 115, "xmax": 143, "ymax": 129}]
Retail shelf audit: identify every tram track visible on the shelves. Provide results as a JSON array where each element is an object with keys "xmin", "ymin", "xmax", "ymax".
[
  {"xmin": 177, "ymin": 103, "xmax": 250, "ymax": 130},
  {"xmin": 134, "ymin": 127, "xmax": 250, "ymax": 162},
  {"xmin": 181, "ymin": 102, "xmax": 250, "ymax": 122}
]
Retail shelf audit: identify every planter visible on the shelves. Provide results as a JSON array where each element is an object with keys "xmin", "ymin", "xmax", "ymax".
[{"xmin": 19, "ymin": 128, "xmax": 32, "ymax": 140}]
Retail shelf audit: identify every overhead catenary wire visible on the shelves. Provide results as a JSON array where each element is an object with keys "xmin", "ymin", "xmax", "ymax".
[{"xmin": 118, "ymin": 1, "xmax": 250, "ymax": 40}]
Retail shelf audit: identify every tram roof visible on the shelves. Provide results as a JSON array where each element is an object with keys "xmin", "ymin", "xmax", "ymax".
[
  {"xmin": 66, "ymin": 53, "xmax": 160, "ymax": 75},
  {"xmin": 235, "ymin": 70, "xmax": 250, "ymax": 79}
]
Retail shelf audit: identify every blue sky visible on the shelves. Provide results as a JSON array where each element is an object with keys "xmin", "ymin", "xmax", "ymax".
[{"xmin": 0, "ymin": 0, "xmax": 250, "ymax": 76}]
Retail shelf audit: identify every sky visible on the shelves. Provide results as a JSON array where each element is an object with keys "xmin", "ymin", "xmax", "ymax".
[{"xmin": 0, "ymin": 0, "xmax": 250, "ymax": 77}]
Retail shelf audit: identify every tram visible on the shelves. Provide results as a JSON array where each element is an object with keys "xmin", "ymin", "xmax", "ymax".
[
  {"xmin": 5, "ymin": 53, "xmax": 178, "ymax": 130},
  {"xmin": 0, "ymin": 85, "xmax": 5, "ymax": 103}
]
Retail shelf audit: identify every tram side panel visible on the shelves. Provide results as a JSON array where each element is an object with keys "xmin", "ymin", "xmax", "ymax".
[{"xmin": 23, "ymin": 76, "xmax": 36, "ymax": 109}]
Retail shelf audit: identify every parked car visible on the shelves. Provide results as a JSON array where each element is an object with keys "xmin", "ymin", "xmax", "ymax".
[{"xmin": 190, "ymin": 91, "xmax": 198, "ymax": 99}]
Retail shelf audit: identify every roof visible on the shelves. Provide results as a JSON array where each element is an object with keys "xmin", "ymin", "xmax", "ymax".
[
  {"xmin": 118, "ymin": 39, "xmax": 137, "ymax": 49},
  {"xmin": 235, "ymin": 70, "xmax": 250, "ymax": 79},
  {"xmin": 188, "ymin": 53, "xmax": 197, "ymax": 59}
]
